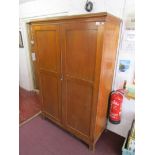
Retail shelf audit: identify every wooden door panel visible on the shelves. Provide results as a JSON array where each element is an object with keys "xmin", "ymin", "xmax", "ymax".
[
  {"xmin": 62, "ymin": 22, "xmax": 98, "ymax": 137},
  {"xmin": 34, "ymin": 25, "xmax": 60, "ymax": 72},
  {"xmin": 65, "ymin": 79, "xmax": 93, "ymax": 137},
  {"xmin": 33, "ymin": 24, "xmax": 62, "ymax": 123},
  {"xmin": 65, "ymin": 29, "xmax": 97, "ymax": 81},
  {"xmin": 36, "ymin": 30, "xmax": 58, "ymax": 72},
  {"xmin": 41, "ymin": 71, "xmax": 61, "ymax": 121},
  {"xmin": 63, "ymin": 23, "xmax": 97, "ymax": 82}
]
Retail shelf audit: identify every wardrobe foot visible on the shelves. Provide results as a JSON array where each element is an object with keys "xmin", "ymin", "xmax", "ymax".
[{"xmin": 89, "ymin": 143, "xmax": 95, "ymax": 152}]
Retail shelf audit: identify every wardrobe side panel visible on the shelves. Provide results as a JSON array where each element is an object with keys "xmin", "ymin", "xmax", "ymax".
[{"xmin": 94, "ymin": 21, "xmax": 120, "ymax": 139}]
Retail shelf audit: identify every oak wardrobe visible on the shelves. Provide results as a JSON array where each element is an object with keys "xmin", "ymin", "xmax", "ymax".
[{"xmin": 29, "ymin": 12, "xmax": 121, "ymax": 150}]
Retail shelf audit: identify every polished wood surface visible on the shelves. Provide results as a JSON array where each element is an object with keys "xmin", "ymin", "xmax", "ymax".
[
  {"xmin": 30, "ymin": 13, "xmax": 121, "ymax": 150},
  {"xmin": 29, "ymin": 12, "xmax": 121, "ymax": 24},
  {"xmin": 33, "ymin": 24, "xmax": 62, "ymax": 123},
  {"xmin": 94, "ymin": 22, "xmax": 120, "ymax": 141},
  {"xmin": 61, "ymin": 22, "xmax": 97, "ymax": 139}
]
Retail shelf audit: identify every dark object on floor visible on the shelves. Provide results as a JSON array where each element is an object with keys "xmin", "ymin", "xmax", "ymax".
[
  {"xmin": 20, "ymin": 116, "xmax": 125, "ymax": 155},
  {"xmin": 19, "ymin": 87, "xmax": 41, "ymax": 123}
]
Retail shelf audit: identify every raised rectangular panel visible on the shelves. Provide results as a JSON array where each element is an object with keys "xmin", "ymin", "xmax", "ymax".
[
  {"xmin": 33, "ymin": 24, "xmax": 62, "ymax": 123},
  {"xmin": 36, "ymin": 30, "xmax": 58, "ymax": 72},
  {"xmin": 65, "ymin": 26, "xmax": 97, "ymax": 81},
  {"xmin": 65, "ymin": 80, "xmax": 93, "ymax": 136},
  {"xmin": 41, "ymin": 72, "xmax": 61, "ymax": 121}
]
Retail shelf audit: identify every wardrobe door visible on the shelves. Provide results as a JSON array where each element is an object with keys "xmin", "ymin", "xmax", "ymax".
[
  {"xmin": 32, "ymin": 24, "xmax": 62, "ymax": 123},
  {"xmin": 61, "ymin": 22, "xmax": 99, "ymax": 139}
]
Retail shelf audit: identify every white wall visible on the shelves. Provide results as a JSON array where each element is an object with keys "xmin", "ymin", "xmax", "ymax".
[
  {"xmin": 19, "ymin": 0, "xmax": 69, "ymax": 19},
  {"xmin": 19, "ymin": 0, "xmax": 135, "ymax": 137},
  {"xmin": 105, "ymin": 0, "xmax": 125, "ymax": 18},
  {"xmin": 19, "ymin": 24, "xmax": 33, "ymax": 90},
  {"xmin": 19, "ymin": 0, "xmax": 126, "ymax": 18},
  {"xmin": 19, "ymin": 48, "xmax": 31, "ymax": 90}
]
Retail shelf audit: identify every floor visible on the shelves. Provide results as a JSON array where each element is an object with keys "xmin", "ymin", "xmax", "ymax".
[
  {"xmin": 20, "ymin": 116, "xmax": 125, "ymax": 155},
  {"xmin": 19, "ymin": 87, "xmax": 41, "ymax": 124}
]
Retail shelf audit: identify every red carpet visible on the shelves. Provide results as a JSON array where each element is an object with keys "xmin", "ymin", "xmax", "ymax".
[
  {"xmin": 19, "ymin": 87, "xmax": 41, "ymax": 124},
  {"xmin": 20, "ymin": 116, "xmax": 125, "ymax": 155}
]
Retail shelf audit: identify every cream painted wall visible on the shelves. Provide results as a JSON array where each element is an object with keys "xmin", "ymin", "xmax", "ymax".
[
  {"xmin": 19, "ymin": 47, "xmax": 31, "ymax": 90},
  {"xmin": 19, "ymin": 21, "xmax": 34, "ymax": 90},
  {"xmin": 19, "ymin": 0, "xmax": 69, "ymax": 19}
]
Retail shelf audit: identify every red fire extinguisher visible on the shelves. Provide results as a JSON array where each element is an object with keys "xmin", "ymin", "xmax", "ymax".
[{"xmin": 109, "ymin": 89, "xmax": 124, "ymax": 124}]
